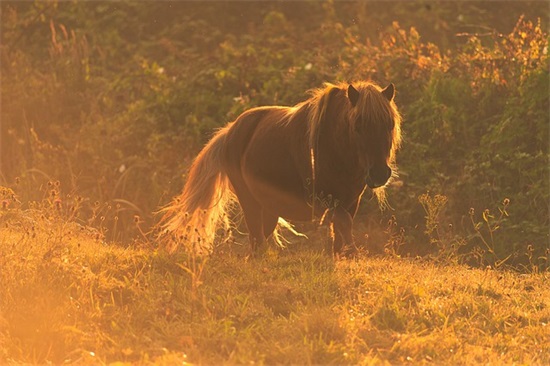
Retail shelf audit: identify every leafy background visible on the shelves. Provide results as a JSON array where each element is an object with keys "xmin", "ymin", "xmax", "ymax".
[{"xmin": 1, "ymin": 1, "xmax": 548, "ymax": 268}]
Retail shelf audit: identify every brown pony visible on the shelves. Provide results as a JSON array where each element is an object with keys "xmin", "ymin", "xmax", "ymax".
[{"xmin": 160, "ymin": 81, "xmax": 402, "ymax": 255}]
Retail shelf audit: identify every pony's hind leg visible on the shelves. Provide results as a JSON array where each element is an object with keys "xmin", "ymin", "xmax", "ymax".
[
  {"xmin": 243, "ymin": 206, "xmax": 279, "ymax": 255},
  {"xmin": 262, "ymin": 212, "xmax": 279, "ymax": 240},
  {"xmin": 240, "ymin": 198, "xmax": 265, "ymax": 253},
  {"xmin": 231, "ymin": 183, "xmax": 270, "ymax": 254},
  {"xmin": 246, "ymin": 211, "xmax": 279, "ymax": 254}
]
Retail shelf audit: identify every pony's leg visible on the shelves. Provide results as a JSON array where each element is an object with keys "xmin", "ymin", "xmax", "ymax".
[
  {"xmin": 246, "ymin": 211, "xmax": 279, "ymax": 254},
  {"xmin": 226, "ymin": 168, "xmax": 267, "ymax": 253},
  {"xmin": 262, "ymin": 212, "xmax": 279, "ymax": 240},
  {"xmin": 231, "ymin": 184, "xmax": 270, "ymax": 253},
  {"xmin": 330, "ymin": 206, "xmax": 355, "ymax": 255},
  {"xmin": 240, "ymin": 197, "xmax": 266, "ymax": 252}
]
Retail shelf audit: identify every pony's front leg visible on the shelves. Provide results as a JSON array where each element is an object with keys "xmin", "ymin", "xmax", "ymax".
[{"xmin": 329, "ymin": 206, "xmax": 356, "ymax": 256}]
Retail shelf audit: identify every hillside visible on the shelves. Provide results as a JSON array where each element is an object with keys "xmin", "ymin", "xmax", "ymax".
[{"xmin": 1, "ymin": 206, "xmax": 548, "ymax": 364}]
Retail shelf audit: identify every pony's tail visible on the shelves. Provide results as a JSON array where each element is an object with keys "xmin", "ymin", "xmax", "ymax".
[{"xmin": 158, "ymin": 128, "xmax": 234, "ymax": 254}]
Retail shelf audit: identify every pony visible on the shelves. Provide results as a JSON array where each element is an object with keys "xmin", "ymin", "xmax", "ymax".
[{"xmin": 159, "ymin": 80, "xmax": 402, "ymax": 255}]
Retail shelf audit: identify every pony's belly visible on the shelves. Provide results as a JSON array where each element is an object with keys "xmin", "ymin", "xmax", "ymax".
[{"xmin": 243, "ymin": 174, "xmax": 312, "ymax": 221}]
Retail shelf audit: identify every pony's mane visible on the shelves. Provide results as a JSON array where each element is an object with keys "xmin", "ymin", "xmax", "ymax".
[
  {"xmin": 354, "ymin": 82, "xmax": 402, "ymax": 164},
  {"xmin": 300, "ymin": 81, "xmax": 402, "ymax": 207},
  {"xmin": 304, "ymin": 81, "xmax": 401, "ymax": 161},
  {"xmin": 305, "ymin": 82, "xmax": 347, "ymax": 150}
]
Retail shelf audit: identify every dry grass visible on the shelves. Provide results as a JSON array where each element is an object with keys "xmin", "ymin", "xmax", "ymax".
[{"xmin": 1, "ymin": 198, "xmax": 549, "ymax": 365}]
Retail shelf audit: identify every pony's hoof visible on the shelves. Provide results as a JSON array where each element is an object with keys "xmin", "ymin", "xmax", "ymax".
[
  {"xmin": 338, "ymin": 245, "xmax": 359, "ymax": 259},
  {"xmin": 251, "ymin": 243, "xmax": 269, "ymax": 258}
]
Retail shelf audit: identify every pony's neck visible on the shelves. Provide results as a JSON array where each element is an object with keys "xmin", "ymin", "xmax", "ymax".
[{"xmin": 316, "ymin": 112, "xmax": 366, "ymax": 176}]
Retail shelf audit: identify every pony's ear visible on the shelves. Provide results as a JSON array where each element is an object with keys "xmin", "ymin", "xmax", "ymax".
[
  {"xmin": 381, "ymin": 83, "xmax": 395, "ymax": 102},
  {"xmin": 347, "ymin": 85, "xmax": 360, "ymax": 107}
]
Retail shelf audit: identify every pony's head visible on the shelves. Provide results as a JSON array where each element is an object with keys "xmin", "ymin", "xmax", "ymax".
[
  {"xmin": 308, "ymin": 81, "xmax": 402, "ymax": 191},
  {"xmin": 346, "ymin": 81, "xmax": 402, "ymax": 190}
]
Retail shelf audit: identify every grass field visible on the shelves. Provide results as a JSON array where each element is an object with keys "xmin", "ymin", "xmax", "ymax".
[{"xmin": 1, "ymin": 202, "xmax": 549, "ymax": 365}]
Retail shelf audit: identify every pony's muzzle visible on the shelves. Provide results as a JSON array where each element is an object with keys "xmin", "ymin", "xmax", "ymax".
[{"xmin": 366, "ymin": 165, "xmax": 392, "ymax": 189}]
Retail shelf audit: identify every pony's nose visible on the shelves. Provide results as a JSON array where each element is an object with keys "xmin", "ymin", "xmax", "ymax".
[{"xmin": 366, "ymin": 165, "xmax": 392, "ymax": 188}]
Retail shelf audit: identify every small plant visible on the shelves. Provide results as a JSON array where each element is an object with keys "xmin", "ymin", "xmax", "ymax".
[
  {"xmin": 178, "ymin": 243, "xmax": 208, "ymax": 303},
  {"xmin": 522, "ymin": 243, "xmax": 549, "ymax": 274},
  {"xmin": 418, "ymin": 192, "xmax": 448, "ymax": 246},
  {"xmin": 167, "ymin": 227, "xmax": 210, "ymax": 307},
  {"xmin": 384, "ymin": 215, "xmax": 405, "ymax": 257},
  {"xmin": 418, "ymin": 192, "xmax": 467, "ymax": 263},
  {"xmin": 468, "ymin": 198, "xmax": 512, "ymax": 268}
]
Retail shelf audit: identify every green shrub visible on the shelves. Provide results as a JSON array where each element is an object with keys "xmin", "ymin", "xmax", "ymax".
[{"xmin": 1, "ymin": 2, "xmax": 547, "ymax": 267}]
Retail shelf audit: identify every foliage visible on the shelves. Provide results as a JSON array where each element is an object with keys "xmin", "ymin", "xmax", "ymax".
[{"xmin": 1, "ymin": 2, "xmax": 548, "ymax": 265}]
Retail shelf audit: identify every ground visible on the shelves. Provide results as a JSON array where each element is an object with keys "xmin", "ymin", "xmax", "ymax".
[{"xmin": 1, "ymin": 212, "xmax": 548, "ymax": 365}]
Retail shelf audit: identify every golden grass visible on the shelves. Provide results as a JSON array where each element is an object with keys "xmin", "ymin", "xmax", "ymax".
[{"xmin": 1, "ymin": 204, "xmax": 549, "ymax": 365}]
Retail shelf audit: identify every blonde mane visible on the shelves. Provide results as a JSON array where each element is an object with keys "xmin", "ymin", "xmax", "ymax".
[{"xmin": 303, "ymin": 81, "xmax": 402, "ymax": 208}]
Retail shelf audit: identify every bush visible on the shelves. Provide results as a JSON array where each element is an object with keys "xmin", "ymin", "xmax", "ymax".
[{"xmin": 1, "ymin": 2, "xmax": 547, "ymax": 267}]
